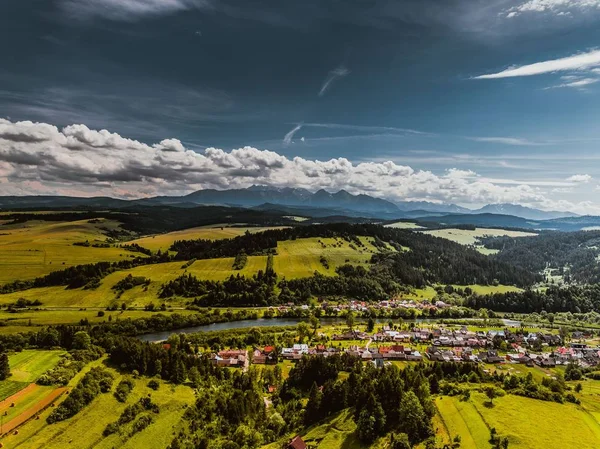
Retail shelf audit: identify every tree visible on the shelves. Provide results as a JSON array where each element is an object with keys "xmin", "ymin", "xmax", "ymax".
[
  {"xmin": 389, "ymin": 433, "xmax": 411, "ymax": 449},
  {"xmin": 366, "ymin": 317, "xmax": 375, "ymax": 333},
  {"xmin": 296, "ymin": 322, "xmax": 310, "ymax": 343},
  {"xmin": 484, "ymin": 386, "xmax": 501, "ymax": 404},
  {"xmin": 73, "ymin": 331, "xmax": 91, "ymax": 350},
  {"xmin": 305, "ymin": 382, "xmax": 323, "ymax": 425},
  {"xmin": 0, "ymin": 353, "xmax": 10, "ymax": 380},
  {"xmin": 356, "ymin": 410, "xmax": 377, "ymax": 444},
  {"xmin": 345, "ymin": 311, "xmax": 355, "ymax": 332},
  {"xmin": 398, "ymin": 391, "xmax": 430, "ymax": 444},
  {"xmin": 547, "ymin": 313, "xmax": 555, "ymax": 327},
  {"xmin": 309, "ymin": 314, "xmax": 320, "ymax": 337}
]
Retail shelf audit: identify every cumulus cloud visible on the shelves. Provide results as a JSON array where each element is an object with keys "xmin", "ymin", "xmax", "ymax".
[
  {"xmin": 474, "ymin": 49, "xmax": 600, "ymax": 79},
  {"xmin": 506, "ymin": 0, "xmax": 600, "ymax": 17},
  {"xmin": 566, "ymin": 174, "xmax": 592, "ymax": 183},
  {"xmin": 319, "ymin": 65, "xmax": 350, "ymax": 97},
  {"xmin": 0, "ymin": 118, "xmax": 594, "ymax": 213}
]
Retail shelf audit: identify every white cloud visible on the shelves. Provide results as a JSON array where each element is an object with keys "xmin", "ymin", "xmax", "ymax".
[
  {"xmin": 0, "ymin": 118, "xmax": 596, "ymax": 213},
  {"xmin": 474, "ymin": 49, "xmax": 600, "ymax": 79},
  {"xmin": 544, "ymin": 77, "xmax": 600, "ymax": 89},
  {"xmin": 468, "ymin": 136, "xmax": 543, "ymax": 146},
  {"xmin": 566, "ymin": 174, "xmax": 592, "ymax": 183},
  {"xmin": 283, "ymin": 124, "xmax": 302, "ymax": 146},
  {"xmin": 319, "ymin": 65, "xmax": 350, "ymax": 97},
  {"xmin": 60, "ymin": 0, "xmax": 210, "ymax": 21},
  {"xmin": 507, "ymin": 0, "xmax": 600, "ymax": 17}
]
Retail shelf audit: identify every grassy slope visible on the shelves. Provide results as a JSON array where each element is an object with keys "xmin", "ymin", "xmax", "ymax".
[
  {"xmin": 0, "ymin": 219, "xmax": 136, "ymax": 283},
  {"xmin": 436, "ymin": 392, "xmax": 600, "ymax": 449},
  {"xmin": 128, "ymin": 225, "xmax": 289, "ymax": 252},
  {"xmin": 274, "ymin": 236, "xmax": 382, "ymax": 279},
  {"xmin": 3, "ymin": 367, "xmax": 194, "ymax": 449},
  {"xmin": 422, "ymin": 228, "xmax": 537, "ymax": 256},
  {"xmin": 0, "ymin": 236, "xmax": 383, "ymax": 307}
]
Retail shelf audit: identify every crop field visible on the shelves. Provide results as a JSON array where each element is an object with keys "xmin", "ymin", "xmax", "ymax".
[
  {"xmin": 423, "ymin": 228, "xmax": 537, "ymax": 255},
  {"xmin": 273, "ymin": 236, "xmax": 382, "ymax": 279},
  {"xmin": 0, "ymin": 219, "xmax": 137, "ymax": 283},
  {"xmin": 128, "ymin": 225, "xmax": 288, "ymax": 252},
  {"xmin": 435, "ymin": 392, "xmax": 600, "ymax": 449},
  {"xmin": 1, "ymin": 367, "xmax": 195, "ymax": 449}
]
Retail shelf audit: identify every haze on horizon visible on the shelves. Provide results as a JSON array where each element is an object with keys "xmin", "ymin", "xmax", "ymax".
[{"xmin": 2, "ymin": 0, "xmax": 600, "ymax": 213}]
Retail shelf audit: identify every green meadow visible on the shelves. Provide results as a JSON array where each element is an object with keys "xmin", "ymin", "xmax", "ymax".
[
  {"xmin": 0, "ymin": 219, "xmax": 137, "ymax": 283},
  {"xmin": 436, "ymin": 391, "xmax": 600, "ymax": 449}
]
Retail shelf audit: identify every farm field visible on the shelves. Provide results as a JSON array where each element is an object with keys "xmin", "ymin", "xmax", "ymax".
[
  {"xmin": 423, "ymin": 228, "xmax": 537, "ymax": 255},
  {"xmin": 0, "ymin": 350, "xmax": 65, "ymax": 401},
  {"xmin": 128, "ymin": 225, "xmax": 289, "ymax": 252},
  {"xmin": 273, "ymin": 236, "xmax": 383, "ymax": 279},
  {"xmin": 435, "ymin": 392, "xmax": 600, "ymax": 449},
  {"xmin": 0, "ymin": 219, "xmax": 138, "ymax": 283},
  {"xmin": 1, "ymin": 367, "xmax": 195, "ymax": 449}
]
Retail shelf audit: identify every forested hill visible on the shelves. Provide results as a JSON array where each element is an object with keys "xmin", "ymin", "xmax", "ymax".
[
  {"xmin": 171, "ymin": 223, "xmax": 540, "ymax": 287},
  {"xmin": 482, "ymin": 231, "xmax": 600, "ymax": 284}
]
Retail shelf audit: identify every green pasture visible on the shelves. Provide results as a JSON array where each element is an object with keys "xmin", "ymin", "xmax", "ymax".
[
  {"xmin": 436, "ymin": 391, "xmax": 600, "ymax": 449},
  {"xmin": 0, "ymin": 219, "xmax": 137, "ymax": 283}
]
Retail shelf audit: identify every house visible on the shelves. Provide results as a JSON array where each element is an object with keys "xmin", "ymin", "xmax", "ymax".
[
  {"xmin": 479, "ymin": 350, "xmax": 503, "ymax": 364},
  {"xmin": 212, "ymin": 349, "xmax": 247, "ymax": 367},
  {"xmin": 288, "ymin": 435, "xmax": 307, "ymax": 449}
]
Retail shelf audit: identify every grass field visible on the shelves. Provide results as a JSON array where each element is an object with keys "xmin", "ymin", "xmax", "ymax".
[
  {"xmin": 436, "ymin": 392, "xmax": 600, "ymax": 449},
  {"xmin": 423, "ymin": 228, "xmax": 537, "ymax": 255},
  {"xmin": 0, "ymin": 219, "xmax": 137, "ymax": 283},
  {"xmin": 0, "ymin": 310, "xmax": 200, "ymax": 333},
  {"xmin": 2, "ymin": 366, "xmax": 195, "ymax": 449},
  {"xmin": 384, "ymin": 221, "xmax": 424, "ymax": 229},
  {"xmin": 128, "ymin": 225, "xmax": 288, "ymax": 252},
  {"xmin": 8, "ymin": 350, "xmax": 66, "ymax": 383},
  {"xmin": 273, "ymin": 236, "xmax": 382, "ymax": 279}
]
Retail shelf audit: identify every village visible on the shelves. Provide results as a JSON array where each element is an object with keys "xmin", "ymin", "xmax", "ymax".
[{"xmin": 210, "ymin": 323, "xmax": 600, "ymax": 370}]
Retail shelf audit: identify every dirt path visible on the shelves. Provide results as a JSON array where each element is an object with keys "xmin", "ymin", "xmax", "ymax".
[
  {"xmin": 0, "ymin": 387, "xmax": 67, "ymax": 436},
  {"xmin": 0, "ymin": 384, "xmax": 38, "ymax": 411}
]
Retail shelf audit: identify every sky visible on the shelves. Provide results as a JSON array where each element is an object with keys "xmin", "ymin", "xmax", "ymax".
[{"xmin": 2, "ymin": 0, "xmax": 600, "ymax": 212}]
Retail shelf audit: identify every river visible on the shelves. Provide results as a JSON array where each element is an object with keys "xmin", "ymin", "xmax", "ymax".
[{"xmin": 138, "ymin": 317, "xmax": 521, "ymax": 342}]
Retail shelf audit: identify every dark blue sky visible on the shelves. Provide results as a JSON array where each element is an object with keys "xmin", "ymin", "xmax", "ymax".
[{"xmin": 2, "ymin": 0, "xmax": 600, "ymax": 211}]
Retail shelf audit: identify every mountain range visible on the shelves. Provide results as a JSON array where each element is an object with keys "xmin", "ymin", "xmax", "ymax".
[{"xmin": 0, "ymin": 186, "xmax": 578, "ymax": 221}]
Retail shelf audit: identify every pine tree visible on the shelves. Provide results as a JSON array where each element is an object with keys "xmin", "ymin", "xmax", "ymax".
[{"xmin": 0, "ymin": 353, "xmax": 11, "ymax": 380}]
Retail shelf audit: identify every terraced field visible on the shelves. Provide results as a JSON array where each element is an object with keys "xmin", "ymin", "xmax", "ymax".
[
  {"xmin": 128, "ymin": 225, "xmax": 288, "ymax": 252},
  {"xmin": 0, "ymin": 219, "xmax": 137, "ymax": 283},
  {"xmin": 2, "ymin": 366, "xmax": 194, "ymax": 449}
]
